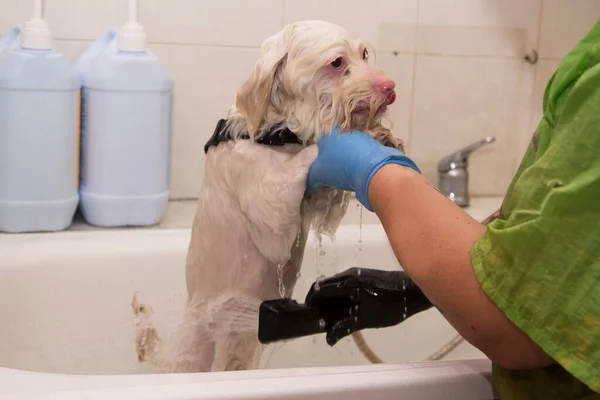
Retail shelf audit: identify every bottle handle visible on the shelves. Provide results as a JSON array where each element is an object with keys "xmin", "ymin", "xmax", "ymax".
[
  {"xmin": 0, "ymin": 25, "xmax": 22, "ymax": 53},
  {"xmin": 74, "ymin": 29, "xmax": 117, "ymax": 71}
]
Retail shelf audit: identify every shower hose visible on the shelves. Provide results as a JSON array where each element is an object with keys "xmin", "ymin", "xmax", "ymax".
[
  {"xmin": 352, "ymin": 330, "xmax": 465, "ymax": 364},
  {"xmin": 349, "ymin": 210, "xmax": 497, "ymax": 364}
]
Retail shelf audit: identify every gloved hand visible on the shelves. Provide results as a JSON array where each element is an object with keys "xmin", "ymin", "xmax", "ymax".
[
  {"xmin": 306, "ymin": 128, "xmax": 421, "ymax": 211},
  {"xmin": 305, "ymin": 267, "xmax": 433, "ymax": 346}
]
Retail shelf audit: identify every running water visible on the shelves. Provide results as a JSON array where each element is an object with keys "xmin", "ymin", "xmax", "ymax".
[
  {"xmin": 358, "ymin": 202, "xmax": 363, "ymax": 252},
  {"xmin": 294, "ymin": 234, "xmax": 302, "ymax": 280},
  {"xmin": 208, "ymin": 295, "xmax": 263, "ymax": 335},
  {"xmin": 312, "ymin": 189, "xmax": 340, "ymax": 279},
  {"xmin": 276, "ymin": 264, "xmax": 285, "ymax": 298},
  {"xmin": 402, "ymin": 278, "xmax": 408, "ymax": 319},
  {"xmin": 314, "ymin": 227, "xmax": 321, "ymax": 278},
  {"xmin": 313, "ymin": 274, "xmax": 326, "ymax": 292},
  {"xmin": 352, "ymin": 201, "xmax": 364, "ymax": 261}
]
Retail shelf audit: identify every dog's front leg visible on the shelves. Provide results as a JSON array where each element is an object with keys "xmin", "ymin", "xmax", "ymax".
[{"xmin": 238, "ymin": 145, "xmax": 318, "ymax": 265}]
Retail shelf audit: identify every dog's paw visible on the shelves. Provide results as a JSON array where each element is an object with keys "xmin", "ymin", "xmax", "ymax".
[
  {"xmin": 132, "ymin": 292, "xmax": 153, "ymax": 320},
  {"xmin": 131, "ymin": 292, "xmax": 160, "ymax": 363},
  {"xmin": 370, "ymin": 130, "xmax": 406, "ymax": 154},
  {"xmin": 383, "ymin": 135, "xmax": 406, "ymax": 153},
  {"xmin": 289, "ymin": 144, "xmax": 318, "ymax": 177}
]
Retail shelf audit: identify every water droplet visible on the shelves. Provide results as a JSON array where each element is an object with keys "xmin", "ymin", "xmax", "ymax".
[
  {"xmin": 353, "ymin": 317, "xmax": 358, "ymax": 323},
  {"xmin": 357, "ymin": 269, "xmax": 362, "ymax": 276},
  {"xmin": 347, "ymin": 328, "xmax": 352, "ymax": 334},
  {"xmin": 319, "ymin": 319, "xmax": 326, "ymax": 329},
  {"xmin": 313, "ymin": 274, "xmax": 326, "ymax": 292},
  {"xmin": 354, "ymin": 305, "xmax": 359, "ymax": 312}
]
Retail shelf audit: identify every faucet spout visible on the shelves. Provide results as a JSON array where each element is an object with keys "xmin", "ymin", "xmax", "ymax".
[
  {"xmin": 438, "ymin": 136, "xmax": 496, "ymax": 172},
  {"xmin": 437, "ymin": 136, "xmax": 496, "ymax": 208}
]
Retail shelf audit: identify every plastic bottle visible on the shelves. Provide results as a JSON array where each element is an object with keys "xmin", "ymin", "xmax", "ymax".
[
  {"xmin": 0, "ymin": 2, "xmax": 81, "ymax": 233},
  {"xmin": 76, "ymin": 0, "xmax": 173, "ymax": 227}
]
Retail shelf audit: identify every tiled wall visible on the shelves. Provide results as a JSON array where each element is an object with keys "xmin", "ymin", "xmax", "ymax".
[{"xmin": 1, "ymin": 1, "xmax": 599, "ymax": 199}]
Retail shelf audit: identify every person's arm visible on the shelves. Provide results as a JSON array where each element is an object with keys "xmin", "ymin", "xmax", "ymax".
[
  {"xmin": 368, "ymin": 164, "xmax": 554, "ymax": 370},
  {"xmin": 305, "ymin": 128, "xmax": 554, "ymax": 369}
]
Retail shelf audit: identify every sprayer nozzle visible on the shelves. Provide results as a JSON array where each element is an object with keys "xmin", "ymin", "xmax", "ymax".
[
  {"xmin": 258, "ymin": 299, "xmax": 326, "ymax": 344},
  {"xmin": 119, "ymin": 21, "xmax": 147, "ymax": 52},
  {"xmin": 119, "ymin": 0, "xmax": 146, "ymax": 52},
  {"xmin": 22, "ymin": 0, "xmax": 52, "ymax": 50}
]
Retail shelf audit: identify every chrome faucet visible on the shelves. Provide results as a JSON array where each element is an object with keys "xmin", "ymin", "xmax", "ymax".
[{"xmin": 437, "ymin": 136, "xmax": 496, "ymax": 208}]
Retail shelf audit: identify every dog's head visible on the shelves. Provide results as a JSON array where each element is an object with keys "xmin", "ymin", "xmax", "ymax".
[{"xmin": 230, "ymin": 20, "xmax": 397, "ymax": 144}]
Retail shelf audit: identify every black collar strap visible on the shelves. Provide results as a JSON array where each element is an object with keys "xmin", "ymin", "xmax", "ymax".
[{"xmin": 204, "ymin": 119, "xmax": 302, "ymax": 154}]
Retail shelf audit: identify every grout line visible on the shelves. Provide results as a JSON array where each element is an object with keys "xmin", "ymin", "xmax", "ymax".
[
  {"xmin": 50, "ymin": 38, "xmax": 564, "ymax": 63},
  {"xmin": 521, "ymin": 0, "xmax": 546, "ymax": 172},
  {"xmin": 169, "ymin": 198, "xmax": 199, "ymax": 202},
  {"xmin": 405, "ymin": 1, "xmax": 420, "ymax": 153},
  {"xmin": 53, "ymin": 37, "xmax": 261, "ymax": 50},
  {"xmin": 147, "ymin": 41, "xmax": 260, "ymax": 50},
  {"xmin": 53, "ymin": 38, "xmax": 93, "ymax": 43},
  {"xmin": 536, "ymin": 0, "xmax": 545, "ymax": 56},
  {"xmin": 413, "ymin": 52, "xmax": 538, "ymax": 61},
  {"xmin": 378, "ymin": 50, "xmax": 415, "ymax": 56}
]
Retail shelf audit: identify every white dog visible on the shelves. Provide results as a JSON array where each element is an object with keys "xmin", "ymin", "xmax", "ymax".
[{"xmin": 132, "ymin": 20, "xmax": 405, "ymax": 373}]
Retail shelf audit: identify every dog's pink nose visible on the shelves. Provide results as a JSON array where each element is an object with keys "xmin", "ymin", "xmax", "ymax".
[{"xmin": 376, "ymin": 78, "xmax": 396, "ymax": 94}]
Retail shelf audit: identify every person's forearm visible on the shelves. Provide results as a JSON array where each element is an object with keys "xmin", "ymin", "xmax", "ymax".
[{"xmin": 368, "ymin": 164, "xmax": 554, "ymax": 370}]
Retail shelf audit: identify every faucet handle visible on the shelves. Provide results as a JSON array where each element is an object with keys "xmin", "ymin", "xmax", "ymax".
[{"xmin": 437, "ymin": 136, "xmax": 496, "ymax": 172}]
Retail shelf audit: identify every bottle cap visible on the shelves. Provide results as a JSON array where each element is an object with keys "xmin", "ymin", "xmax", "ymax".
[
  {"xmin": 21, "ymin": 16, "xmax": 52, "ymax": 50},
  {"xmin": 118, "ymin": 20, "xmax": 147, "ymax": 52}
]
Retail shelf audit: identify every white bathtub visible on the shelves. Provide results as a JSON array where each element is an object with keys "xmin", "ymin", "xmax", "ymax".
[{"xmin": 0, "ymin": 198, "xmax": 501, "ymax": 399}]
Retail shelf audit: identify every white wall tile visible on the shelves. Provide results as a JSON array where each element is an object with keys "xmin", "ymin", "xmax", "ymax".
[
  {"xmin": 418, "ymin": 0, "xmax": 541, "ymax": 58},
  {"xmin": 284, "ymin": 0, "xmax": 418, "ymax": 53},
  {"xmin": 2, "ymin": 0, "xmax": 593, "ymax": 201},
  {"xmin": 52, "ymin": 39, "xmax": 92, "ymax": 63},
  {"xmin": 530, "ymin": 60, "xmax": 561, "ymax": 122},
  {"xmin": 411, "ymin": 55, "xmax": 534, "ymax": 196},
  {"xmin": 0, "ymin": 0, "xmax": 31, "ymax": 35},
  {"xmin": 148, "ymin": 44, "xmax": 261, "ymax": 199},
  {"xmin": 375, "ymin": 54, "xmax": 415, "ymax": 144},
  {"xmin": 139, "ymin": 0, "xmax": 283, "ymax": 47},
  {"xmin": 44, "ymin": 0, "xmax": 128, "ymax": 40},
  {"xmin": 523, "ymin": 59, "xmax": 561, "ymax": 160},
  {"xmin": 539, "ymin": 0, "xmax": 600, "ymax": 59}
]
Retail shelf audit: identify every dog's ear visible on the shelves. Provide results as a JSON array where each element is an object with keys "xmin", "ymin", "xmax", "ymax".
[{"xmin": 236, "ymin": 26, "xmax": 293, "ymax": 138}]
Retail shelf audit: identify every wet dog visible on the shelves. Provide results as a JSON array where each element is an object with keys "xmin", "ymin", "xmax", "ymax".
[{"xmin": 132, "ymin": 20, "xmax": 405, "ymax": 373}]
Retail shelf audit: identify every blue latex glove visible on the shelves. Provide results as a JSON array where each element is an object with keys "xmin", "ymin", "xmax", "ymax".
[{"xmin": 306, "ymin": 128, "xmax": 420, "ymax": 211}]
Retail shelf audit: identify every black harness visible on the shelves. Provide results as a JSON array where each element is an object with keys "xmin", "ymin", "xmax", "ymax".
[{"xmin": 204, "ymin": 119, "xmax": 302, "ymax": 154}]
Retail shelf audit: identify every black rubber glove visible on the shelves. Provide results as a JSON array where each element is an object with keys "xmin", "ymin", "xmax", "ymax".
[{"xmin": 304, "ymin": 267, "xmax": 433, "ymax": 346}]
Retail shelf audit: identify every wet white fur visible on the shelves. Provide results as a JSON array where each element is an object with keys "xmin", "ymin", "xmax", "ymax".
[{"xmin": 132, "ymin": 20, "xmax": 403, "ymax": 373}]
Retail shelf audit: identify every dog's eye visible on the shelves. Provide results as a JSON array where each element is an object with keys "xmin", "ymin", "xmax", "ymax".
[
  {"xmin": 331, "ymin": 57, "xmax": 344, "ymax": 70},
  {"xmin": 362, "ymin": 48, "xmax": 369, "ymax": 60}
]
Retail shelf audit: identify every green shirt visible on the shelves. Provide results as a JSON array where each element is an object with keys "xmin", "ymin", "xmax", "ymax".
[{"xmin": 470, "ymin": 21, "xmax": 600, "ymax": 399}]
